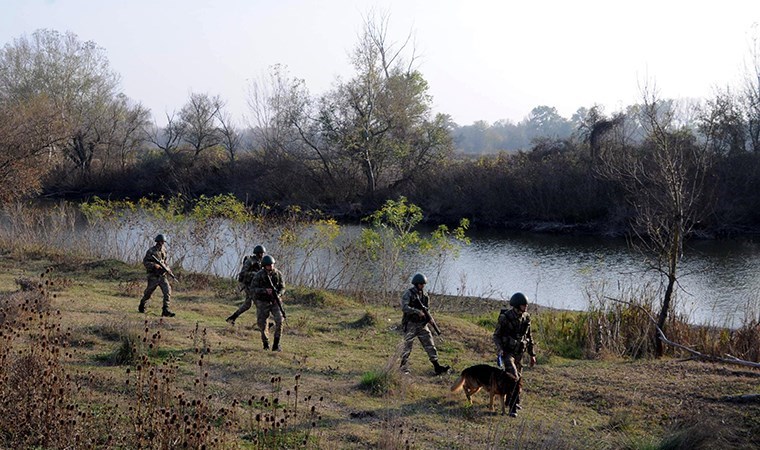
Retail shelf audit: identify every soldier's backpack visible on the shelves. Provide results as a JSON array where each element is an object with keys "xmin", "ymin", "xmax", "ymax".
[{"xmin": 237, "ymin": 255, "xmax": 260, "ymax": 285}]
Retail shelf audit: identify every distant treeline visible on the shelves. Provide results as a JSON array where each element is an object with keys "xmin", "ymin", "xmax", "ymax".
[
  {"xmin": 451, "ymin": 105, "xmax": 579, "ymax": 153},
  {"xmin": 47, "ymin": 122, "xmax": 760, "ymax": 237},
  {"xmin": 3, "ymin": 29, "xmax": 760, "ymax": 237}
]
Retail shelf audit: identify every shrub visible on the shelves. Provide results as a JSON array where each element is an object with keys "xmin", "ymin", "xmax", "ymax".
[{"xmin": 359, "ymin": 369, "xmax": 400, "ymax": 397}]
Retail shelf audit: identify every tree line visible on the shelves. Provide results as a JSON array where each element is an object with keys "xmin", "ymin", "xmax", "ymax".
[{"xmin": 2, "ymin": 23, "xmax": 760, "ymax": 238}]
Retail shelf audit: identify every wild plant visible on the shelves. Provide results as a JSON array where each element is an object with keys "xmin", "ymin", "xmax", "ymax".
[
  {"xmin": 125, "ymin": 320, "xmax": 237, "ymax": 449},
  {"xmin": 355, "ymin": 197, "xmax": 469, "ymax": 303},
  {"xmin": 242, "ymin": 373, "xmax": 324, "ymax": 448},
  {"xmin": 0, "ymin": 269, "xmax": 113, "ymax": 448},
  {"xmin": 377, "ymin": 418, "xmax": 416, "ymax": 450},
  {"xmin": 0, "ymin": 201, "xmax": 79, "ymax": 256}
]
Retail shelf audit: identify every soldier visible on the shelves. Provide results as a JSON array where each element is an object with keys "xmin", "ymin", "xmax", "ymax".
[
  {"xmin": 138, "ymin": 234, "xmax": 176, "ymax": 317},
  {"xmin": 249, "ymin": 255, "xmax": 285, "ymax": 351},
  {"xmin": 226, "ymin": 245, "xmax": 266, "ymax": 325},
  {"xmin": 399, "ymin": 273, "xmax": 450, "ymax": 375},
  {"xmin": 493, "ymin": 292, "xmax": 537, "ymax": 417}
]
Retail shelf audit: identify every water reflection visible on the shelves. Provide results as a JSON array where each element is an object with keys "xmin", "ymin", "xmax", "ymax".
[
  {"xmin": 25, "ymin": 209, "xmax": 757, "ymax": 329},
  {"xmin": 420, "ymin": 230, "xmax": 760, "ymax": 328}
]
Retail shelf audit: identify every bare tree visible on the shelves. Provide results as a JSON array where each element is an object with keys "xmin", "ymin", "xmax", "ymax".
[
  {"xmin": 0, "ymin": 96, "xmax": 66, "ymax": 203},
  {"xmin": 179, "ymin": 92, "xmax": 223, "ymax": 161},
  {"xmin": 217, "ymin": 109, "xmax": 241, "ymax": 166},
  {"xmin": 740, "ymin": 26, "xmax": 760, "ymax": 152},
  {"xmin": 144, "ymin": 112, "xmax": 185, "ymax": 159},
  {"xmin": 593, "ymin": 87, "xmax": 715, "ymax": 357},
  {"xmin": 317, "ymin": 12, "xmax": 452, "ymax": 200},
  {"xmin": 247, "ymin": 64, "xmax": 340, "ymax": 189},
  {"xmin": 0, "ymin": 29, "xmax": 122, "ymax": 181}
]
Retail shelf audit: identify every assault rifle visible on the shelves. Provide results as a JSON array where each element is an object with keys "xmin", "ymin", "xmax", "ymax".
[
  {"xmin": 420, "ymin": 304, "xmax": 441, "ymax": 335},
  {"xmin": 265, "ymin": 272, "xmax": 287, "ymax": 320},
  {"xmin": 151, "ymin": 255, "xmax": 177, "ymax": 280}
]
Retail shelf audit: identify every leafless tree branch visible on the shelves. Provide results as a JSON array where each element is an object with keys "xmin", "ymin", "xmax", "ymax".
[{"xmin": 605, "ymin": 296, "xmax": 760, "ymax": 369}]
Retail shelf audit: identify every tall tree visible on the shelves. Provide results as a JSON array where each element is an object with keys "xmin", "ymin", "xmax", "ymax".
[
  {"xmin": 95, "ymin": 94, "xmax": 150, "ymax": 173},
  {"xmin": 0, "ymin": 96, "xmax": 66, "ymax": 203},
  {"xmin": 0, "ymin": 29, "xmax": 125, "ymax": 182},
  {"xmin": 593, "ymin": 89, "xmax": 715, "ymax": 356},
  {"xmin": 317, "ymin": 13, "xmax": 452, "ymax": 200},
  {"xmin": 179, "ymin": 92, "xmax": 223, "ymax": 160},
  {"xmin": 217, "ymin": 109, "xmax": 241, "ymax": 166}
]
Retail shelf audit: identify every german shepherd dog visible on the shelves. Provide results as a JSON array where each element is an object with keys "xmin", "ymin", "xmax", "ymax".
[{"xmin": 451, "ymin": 364, "xmax": 521, "ymax": 415}]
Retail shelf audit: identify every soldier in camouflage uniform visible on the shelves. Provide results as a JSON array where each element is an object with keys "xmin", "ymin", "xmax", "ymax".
[
  {"xmin": 493, "ymin": 292, "xmax": 536, "ymax": 416},
  {"xmin": 249, "ymin": 255, "xmax": 285, "ymax": 351},
  {"xmin": 399, "ymin": 273, "xmax": 450, "ymax": 375},
  {"xmin": 226, "ymin": 245, "xmax": 266, "ymax": 325},
  {"xmin": 138, "ymin": 234, "xmax": 175, "ymax": 317}
]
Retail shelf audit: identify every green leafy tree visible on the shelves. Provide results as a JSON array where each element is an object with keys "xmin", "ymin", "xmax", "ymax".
[
  {"xmin": 360, "ymin": 196, "xmax": 468, "ymax": 300},
  {"xmin": 316, "ymin": 13, "xmax": 453, "ymax": 200}
]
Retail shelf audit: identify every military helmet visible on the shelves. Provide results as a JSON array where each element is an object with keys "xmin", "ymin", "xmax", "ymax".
[
  {"xmin": 253, "ymin": 245, "xmax": 266, "ymax": 255},
  {"xmin": 509, "ymin": 292, "xmax": 529, "ymax": 307},
  {"xmin": 154, "ymin": 234, "xmax": 167, "ymax": 243},
  {"xmin": 411, "ymin": 273, "xmax": 427, "ymax": 285},
  {"xmin": 261, "ymin": 255, "xmax": 275, "ymax": 266}
]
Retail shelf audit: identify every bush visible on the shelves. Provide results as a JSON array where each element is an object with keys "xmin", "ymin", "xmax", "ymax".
[{"xmin": 359, "ymin": 369, "xmax": 399, "ymax": 397}]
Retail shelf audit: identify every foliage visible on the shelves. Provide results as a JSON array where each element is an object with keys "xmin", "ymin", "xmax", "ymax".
[
  {"xmin": 533, "ymin": 311, "xmax": 590, "ymax": 359},
  {"xmin": 359, "ymin": 369, "xmax": 399, "ymax": 397},
  {"xmin": 357, "ymin": 196, "xmax": 469, "ymax": 297},
  {"xmin": 0, "ymin": 29, "xmax": 148, "ymax": 186}
]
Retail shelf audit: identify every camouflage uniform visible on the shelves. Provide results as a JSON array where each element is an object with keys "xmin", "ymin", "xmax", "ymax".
[
  {"xmin": 399, "ymin": 286, "xmax": 443, "ymax": 373},
  {"xmin": 493, "ymin": 308, "xmax": 536, "ymax": 379},
  {"xmin": 226, "ymin": 255, "xmax": 263, "ymax": 323},
  {"xmin": 250, "ymin": 267, "xmax": 285, "ymax": 350},
  {"xmin": 138, "ymin": 243, "xmax": 172, "ymax": 315}
]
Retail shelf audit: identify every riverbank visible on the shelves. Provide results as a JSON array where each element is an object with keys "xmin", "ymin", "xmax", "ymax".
[{"xmin": 1, "ymin": 251, "xmax": 758, "ymax": 449}]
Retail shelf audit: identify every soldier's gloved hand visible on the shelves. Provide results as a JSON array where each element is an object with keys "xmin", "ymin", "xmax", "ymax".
[
  {"xmin": 153, "ymin": 263, "xmax": 162, "ymax": 270},
  {"xmin": 417, "ymin": 310, "xmax": 426, "ymax": 320}
]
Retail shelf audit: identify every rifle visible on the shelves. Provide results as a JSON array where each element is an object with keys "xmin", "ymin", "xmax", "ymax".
[
  {"xmin": 420, "ymin": 304, "xmax": 441, "ymax": 335},
  {"xmin": 265, "ymin": 272, "xmax": 287, "ymax": 320},
  {"xmin": 151, "ymin": 255, "xmax": 177, "ymax": 280}
]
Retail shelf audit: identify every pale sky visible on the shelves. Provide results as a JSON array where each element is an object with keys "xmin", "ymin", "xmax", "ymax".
[{"xmin": 2, "ymin": 0, "xmax": 759, "ymax": 126}]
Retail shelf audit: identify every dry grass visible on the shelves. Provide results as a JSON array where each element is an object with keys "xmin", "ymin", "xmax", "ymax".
[{"xmin": 0, "ymin": 250, "xmax": 758, "ymax": 449}]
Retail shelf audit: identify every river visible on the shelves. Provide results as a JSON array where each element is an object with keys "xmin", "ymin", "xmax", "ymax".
[
  {"xmin": 6, "ymin": 206, "xmax": 757, "ymax": 329},
  {"xmin": 418, "ymin": 229, "xmax": 760, "ymax": 328}
]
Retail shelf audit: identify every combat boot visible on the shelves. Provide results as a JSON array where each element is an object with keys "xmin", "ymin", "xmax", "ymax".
[
  {"xmin": 271, "ymin": 337, "xmax": 281, "ymax": 352},
  {"xmin": 225, "ymin": 314, "xmax": 237, "ymax": 325},
  {"xmin": 262, "ymin": 338, "xmax": 270, "ymax": 350},
  {"xmin": 514, "ymin": 392, "xmax": 522, "ymax": 410},
  {"xmin": 432, "ymin": 360, "xmax": 450, "ymax": 375},
  {"xmin": 138, "ymin": 301, "xmax": 146, "ymax": 313},
  {"xmin": 161, "ymin": 308, "xmax": 176, "ymax": 317}
]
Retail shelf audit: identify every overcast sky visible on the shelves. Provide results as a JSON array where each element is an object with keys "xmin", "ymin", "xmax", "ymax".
[{"xmin": 2, "ymin": 0, "xmax": 759, "ymax": 126}]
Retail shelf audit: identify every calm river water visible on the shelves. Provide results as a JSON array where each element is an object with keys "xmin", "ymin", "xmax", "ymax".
[
  {"xmin": 81, "ymin": 218, "xmax": 760, "ymax": 329},
  {"xmin": 419, "ymin": 230, "xmax": 760, "ymax": 328}
]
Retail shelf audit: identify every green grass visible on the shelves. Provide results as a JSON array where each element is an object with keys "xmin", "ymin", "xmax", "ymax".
[{"xmin": 1, "ymin": 250, "xmax": 758, "ymax": 449}]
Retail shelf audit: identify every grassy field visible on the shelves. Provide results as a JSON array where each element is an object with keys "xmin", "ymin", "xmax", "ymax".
[{"xmin": 1, "ymin": 251, "xmax": 758, "ymax": 449}]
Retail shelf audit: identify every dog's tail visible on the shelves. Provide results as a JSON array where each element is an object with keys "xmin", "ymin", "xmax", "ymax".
[{"xmin": 450, "ymin": 375, "xmax": 466, "ymax": 392}]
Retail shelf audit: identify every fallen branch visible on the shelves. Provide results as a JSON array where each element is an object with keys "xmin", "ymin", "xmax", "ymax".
[{"xmin": 603, "ymin": 296, "xmax": 760, "ymax": 369}]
